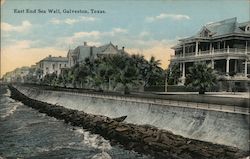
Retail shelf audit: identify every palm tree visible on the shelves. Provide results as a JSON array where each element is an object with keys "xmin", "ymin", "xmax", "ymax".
[
  {"xmin": 147, "ymin": 56, "xmax": 165, "ymax": 87},
  {"xmin": 185, "ymin": 63, "xmax": 217, "ymax": 94},
  {"xmin": 149, "ymin": 56, "xmax": 161, "ymax": 68}
]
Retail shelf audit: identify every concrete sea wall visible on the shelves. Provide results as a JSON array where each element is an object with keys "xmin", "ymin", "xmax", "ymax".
[
  {"xmin": 15, "ymin": 85, "xmax": 249, "ymax": 150},
  {"xmin": 9, "ymin": 85, "xmax": 249, "ymax": 159}
]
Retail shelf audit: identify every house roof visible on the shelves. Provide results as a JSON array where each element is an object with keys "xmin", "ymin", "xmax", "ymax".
[
  {"xmin": 93, "ymin": 42, "xmax": 120, "ymax": 55},
  {"xmin": 204, "ymin": 17, "xmax": 237, "ymax": 36},
  {"xmin": 173, "ymin": 17, "xmax": 250, "ymax": 48},
  {"xmin": 40, "ymin": 56, "xmax": 68, "ymax": 62},
  {"xmin": 67, "ymin": 49, "xmax": 75, "ymax": 58},
  {"xmin": 70, "ymin": 42, "xmax": 124, "ymax": 62},
  {"xmin": 182, "ymin": 18, "xmax": 249, "ymax": 41}
]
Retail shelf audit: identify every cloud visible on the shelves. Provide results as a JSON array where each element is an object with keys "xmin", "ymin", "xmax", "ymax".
[
  {"xmin": 2, "ymin": 39, "xmax": 41, "ymax": 50},
  {"xmin": 146, "ymin": 13, "xmax": 190, "ymax": 22},
  {"xmin": 1, "ymin": 21, "xmax": 32, "ymax": 32},
  {"xmin": 58, "ymin": 28, "xmax": 128, "ymax": 45},
  {"xmin": 139, "ymin": 31, "xmax": 150, "ymax": 37},
  {"xmin": 10, "ymin": 40, "xmax": 32, "ymax": 49},
  {"xmin": 73, "ymin": 31, "xmax": 101, "ymax": 39},
  {"xmin": 50, "ymin": 16, "xmax": 97, "ymax": 25},
  {"xmin": 112, "ymin": 28, "xmax": 127, "ymax": 34}
]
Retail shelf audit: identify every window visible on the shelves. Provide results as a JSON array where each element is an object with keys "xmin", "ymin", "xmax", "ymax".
[
  {"xmin": 52, "ymin": 64, "xmax": 55, "ymax": 69},
  {"xmin": 59, "ymin": 64, "xmax": 61, "ymax": 68},
  {"xmin": 245, "ymin": 25, "xmax": 250, "ymax": 32},
  {"xmin": 64, "ymin": 64, "xmax": 66, "ymax": 67}
]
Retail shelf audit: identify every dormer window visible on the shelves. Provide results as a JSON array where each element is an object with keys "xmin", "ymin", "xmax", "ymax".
[
  {"xmin": 204, "ymin": 31, "xmax": 208, "ymax": 37},
  {"xmin": 245, "ymin": 24, "xmax": 250, "ymax": 33},
  {"xmin": 200, "ymin": 27, "xmax": 211, "ymax": 37}
]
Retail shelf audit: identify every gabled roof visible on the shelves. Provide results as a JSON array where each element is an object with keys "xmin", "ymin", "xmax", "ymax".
[
  {"xmin": 94, "ymin": 42, "xmax": 119, "ymax": 55},
  {"xmin": 203, "ymin": 17, "xmax": 237, "ymax": 37},
  {"xmin": 172, "ymin": 18, "xmax": 250, "ymax": 49},
  {"xmin": 67, "ymin": 49, "xmax": 74, "ymax": 58},
  {"xmin": 176, "ymin": 17, "xmax": 249, "ymax": 44},
  {"xmin": 70, "ymin": 42, "xmax": 124, "ymax": 62}
]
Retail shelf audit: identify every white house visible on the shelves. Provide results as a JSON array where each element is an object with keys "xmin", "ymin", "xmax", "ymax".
[
  {"xmin": 171, "ymin": 17, "xmax": 250, "ymax": 84},
  {"xmin": 36, "ymin": 55, "xmax": 68, "ymax": 77}
]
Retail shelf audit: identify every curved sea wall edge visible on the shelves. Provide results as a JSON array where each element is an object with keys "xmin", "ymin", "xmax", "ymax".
[{"xmin": 14, "ymin": 85, "xmax": 249, "ymax": 151}]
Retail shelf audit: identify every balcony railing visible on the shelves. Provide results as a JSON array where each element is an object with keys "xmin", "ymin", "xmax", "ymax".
[{"xmin": 172, "ymin": 48, "xmax": 249, "ymax": 60}]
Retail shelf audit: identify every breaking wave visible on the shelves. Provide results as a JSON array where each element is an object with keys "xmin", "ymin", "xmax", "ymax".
[{"xmin": 0, "ymin": 104, "xmax": 19, "ymax": 119}]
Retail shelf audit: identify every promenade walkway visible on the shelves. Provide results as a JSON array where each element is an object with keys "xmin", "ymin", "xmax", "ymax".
[{"xmin": 17, "ymin": 85, "xmax": 250, "ymax": 115}]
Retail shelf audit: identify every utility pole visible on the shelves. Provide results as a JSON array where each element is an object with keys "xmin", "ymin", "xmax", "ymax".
[{"xmin": 165, "ymin": 72, "xmax": 168, "ymax": 92}]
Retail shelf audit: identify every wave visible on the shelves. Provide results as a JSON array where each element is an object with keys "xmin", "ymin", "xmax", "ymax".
[
  {"xmin": 0, "ymin": 104, "xmax": 19, "ymax": 119},
  {"xmin": 91, "ymin": 151, "xmax": 112, "ymax": 159},
  {"xmin": 4, "ymin": 89, "xmax": 11, "ymax": 97},
  {"xmin": 74, "ymin": 127, "xmax": 112, "ymax": 150},
  {"xmin": 34, "ymin": 127, "xmax": 112, "ymax": 155}
]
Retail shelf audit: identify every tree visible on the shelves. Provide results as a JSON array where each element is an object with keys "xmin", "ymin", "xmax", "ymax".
[
  {"xmin": 42, "ymin": 73, "xmax": 57, "ymax": 86},
  {"xmin": 147, "ymin": 56, "xmax": 165, "ymax": 86},
  {"xmin": 185, "ymin": 63, "xmax": 217, "ymax": 94},
  {"xmin": 166, "ymin": 64, "xmax": 180, "ymax": 85},
  {"xmin": 109, "ymin": 54, "xmax": 139, "ymax": 94},
  {"xmin": 131, "ymin": 55, "xmax": 165, "ymax": 88}
]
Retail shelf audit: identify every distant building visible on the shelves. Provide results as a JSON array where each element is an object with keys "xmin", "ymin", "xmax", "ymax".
[
  {"xmin": 2, "ymin": 66, "xmax": 30, "ymax": 83},
  {"xmin": 37, "ymin": 55, "xmax": 68, "ymax": 77},
  {"xmin": 67, "ymin": 42, "xmax": 126, "ymax": 67},
  {"xmin": 171, "ymin": 17, "xmax": 250, "ymax": 84}
]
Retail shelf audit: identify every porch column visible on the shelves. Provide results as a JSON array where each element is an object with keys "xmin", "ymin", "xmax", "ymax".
[
  {"xmin": 246, "ymin": 41, "xmax": 248, "ymax": 54},
  {"xmin": 180, "ymin": 63, "xmax": 182, "ymax": 73},
  {"xmin": 211, "ymin": 60, "xmax": 214, "ymax": 69},
  {"xmin": 195, "ymin": 41, "xmax": 198, "ymax": 56},
  {"xmin": 227, "ymin": 45, "xmax": 229, "ymax": 53},
  {"xmin": 209, "ymin": 42, "xmax": 212, "ymax": 54},
  {"xmin": 182, "ymin": 62, "xmax": 185, "ymax": 78},
  {"xmin": 183, "ymin": 44, "xmax": 185, "ymax": 57},
  {"xmin": 226, "ymin": 58, "xmax": 230, "ymax": 75},
  {"xmin": 245, "ymin": 59, "xmax": 248, "ymax": 77}
]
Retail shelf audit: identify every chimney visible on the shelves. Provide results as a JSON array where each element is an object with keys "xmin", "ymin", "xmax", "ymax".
[
  {"xmin": 115, "ymin": 45, "xmax": 118, "ymax": 49},
  {"xmin": 122, "ymin": 46, "xmax": 125, "ymax": 52},
  {"xmin": 49, "ymin": 55, "xmax": 52, "ymax": 57},
  {"xmin": 84, "ymin": 42, "xmax": 87, "ymax": 46}
]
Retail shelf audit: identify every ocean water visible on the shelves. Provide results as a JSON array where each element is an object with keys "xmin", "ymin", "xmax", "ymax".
[{"xmin": 0, "ymin": 86, "xmax": 152, "ymax": 159}]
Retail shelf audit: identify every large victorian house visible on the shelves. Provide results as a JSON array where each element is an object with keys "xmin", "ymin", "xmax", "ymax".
[
  {"xmin": 171, "ymin": 18, "xmax": 250, "ymax": 87},
  {"xmin": 67, "ymin": 42, "xmax": 126, "ymax": 67}
]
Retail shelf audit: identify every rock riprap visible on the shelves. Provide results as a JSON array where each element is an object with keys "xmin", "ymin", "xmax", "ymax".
[{"xmin": 8, "ymin": 85, "xmax": 248, "ymax": 159}]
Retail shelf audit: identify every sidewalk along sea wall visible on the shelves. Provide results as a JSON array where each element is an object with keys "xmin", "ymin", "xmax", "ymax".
[
  {"xmin": 20, "ymin": 83, "xmax": 249, "ymax": 107},
  {"xmin": 15, "ymin": 85, "xmax": 249, "ymax": 151}
]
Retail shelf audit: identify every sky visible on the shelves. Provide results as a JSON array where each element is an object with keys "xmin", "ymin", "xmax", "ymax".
[{"xmin": 1, "ymin": 0, "xmax": 249, "ymax": 77}]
